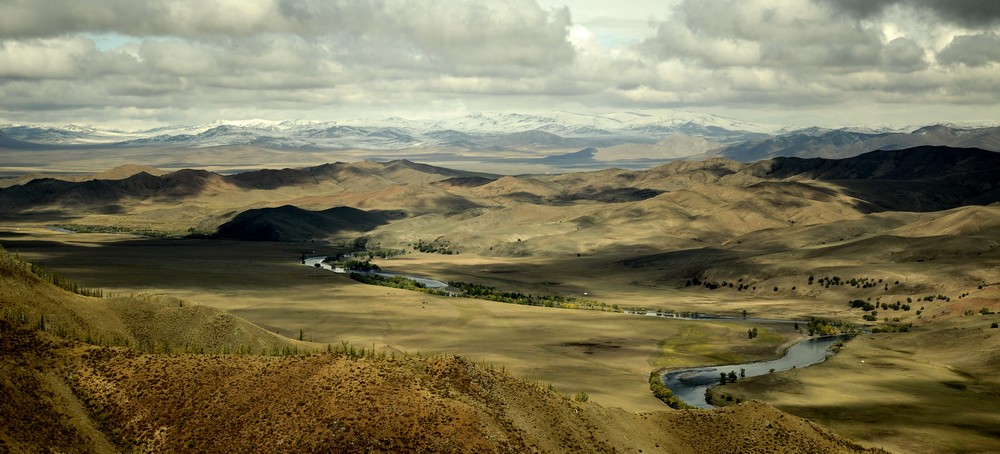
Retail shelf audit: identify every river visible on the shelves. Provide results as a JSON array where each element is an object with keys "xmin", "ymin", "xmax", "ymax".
[
  {"xmin": 661, "ymin": 335, "xmax": 846, "ymax": 409},
  {"xmin": 302, "ymin": 255, "xmax": 843, "ymax": 409},
  {"xmin": 302, "ymin": 256, "xmax": 449, "ymax": 289}
]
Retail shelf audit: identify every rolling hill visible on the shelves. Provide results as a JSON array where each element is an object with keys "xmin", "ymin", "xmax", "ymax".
[{"xmin": 0, "ymin": 245, "xmax": 885, "ymax": 453}]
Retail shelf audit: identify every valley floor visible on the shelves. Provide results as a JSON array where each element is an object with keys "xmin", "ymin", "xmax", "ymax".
[{"xmin": 3, "ymin": 227, "xmax": 999, "ymax": 452}]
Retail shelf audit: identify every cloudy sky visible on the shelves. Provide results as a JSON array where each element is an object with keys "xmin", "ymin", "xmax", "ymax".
[{"xmin": 1, "ymin": 0, "xmax": 998, "ymax": 129}]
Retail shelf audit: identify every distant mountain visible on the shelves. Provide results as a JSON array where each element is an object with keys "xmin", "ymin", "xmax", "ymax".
[
  {"xmin": 715, "ymin": 125, "xmax": 1000, "ymax": 161},
  {"xmin": 4, "ymin": 116, "xmax": 998, "ymax": 168},
  {"xmin": 537, "ymin": 147, "xmax": 597, "ymax": 165},
  {"xmin": 0, "ymin": 110, "xmax": 789, "ymax": 153},
  {"xmin": 0, "ymin": 133, "xmax": 57, "ymax": 150}
]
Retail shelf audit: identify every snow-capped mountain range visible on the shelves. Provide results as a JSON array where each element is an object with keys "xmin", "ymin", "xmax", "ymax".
[
  {"xmin": 2, "ymin": 111, "xmax": 998, "ymax": 166},
  {"xmin": 0, "ymin": 110, "xmax": 795, "ymax": 150}
]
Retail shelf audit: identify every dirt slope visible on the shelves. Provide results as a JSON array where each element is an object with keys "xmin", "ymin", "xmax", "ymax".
[{"xmin": 0, "ymin": 247, "xmax": 884, "ymax": 453}]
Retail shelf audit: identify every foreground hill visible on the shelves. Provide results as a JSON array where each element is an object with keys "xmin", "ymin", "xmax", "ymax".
[{"xmin": 0, "ymin": 247, "xmax": 884, "ymax": 453}]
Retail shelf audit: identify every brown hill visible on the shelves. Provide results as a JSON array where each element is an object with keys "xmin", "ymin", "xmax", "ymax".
[
  {"xmin": 0, "ymin": 245, "xmax": 885, "ymax": 453},
  {"xmin": 91, "ymin": 164, "xmax": 167, "ymax": 180},
  {"xmin": 2, "ymin": 322, "xmax": 883, "ymax": 453},
  {"xmin": 756, "ymin": 146, "xmax": 1000, "ymax": 212},
  {"xmin": 215, "ymin": 205, "xmax": 397, "ymax": 241},
  {"xmin": 0, "ymin": 246, "xmax": 302, "ymax": 354}
]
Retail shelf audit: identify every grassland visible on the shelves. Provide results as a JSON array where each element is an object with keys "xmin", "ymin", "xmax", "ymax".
[
  {"xmin": 0, "ymin": 229, "xmax": 801, "ymax": 412},
  {"xmin": 0, "ymin": 243, "xmax": 884, "ymax": 453},
  {"xmin": 2, "ymin": 154, "xmax": 1000, "ymax": 452}
]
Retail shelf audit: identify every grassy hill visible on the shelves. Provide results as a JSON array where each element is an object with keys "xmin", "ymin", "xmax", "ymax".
[
  {"xmin": 0, "ymin": 246, "xmax": 885, "ymax": 453},
  {"xmin": 2, "ymin": 148, "xmax": 999, "ymax": 452}
]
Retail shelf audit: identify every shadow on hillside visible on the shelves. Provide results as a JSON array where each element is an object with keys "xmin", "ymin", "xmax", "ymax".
[
  {"xmin": 215, "ymin": 206, "xmax": 402, "ymax": 241},
  {"xmin": 0, "ymin": 236, "xmax": 350, "ymax": 292},
  {"xmin": 774, "ymin": 377, "xmax": 1000, "ymax": 443},
  {"xmin": 0, "ymin": 209, "xmax": 91, "ymax": 224}
]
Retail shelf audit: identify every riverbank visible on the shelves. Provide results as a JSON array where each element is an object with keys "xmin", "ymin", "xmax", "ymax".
[
  {"xmin": 705, "ymin": 315, "xmax": 1000, "ymax": 453},
  {"xmin": 662, "ymin": 335, "xmax": 846, "ymax": 409}
]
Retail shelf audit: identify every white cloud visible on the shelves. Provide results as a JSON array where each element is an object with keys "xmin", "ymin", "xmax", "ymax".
[{"xmin": 0, "ymin": 0, "xmax": 998, "ymax": 128}]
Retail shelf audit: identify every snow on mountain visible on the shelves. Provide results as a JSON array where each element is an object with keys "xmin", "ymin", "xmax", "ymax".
[{"xmin": 4, "ymin": 112, "xmax": 996, "ymax": 154}]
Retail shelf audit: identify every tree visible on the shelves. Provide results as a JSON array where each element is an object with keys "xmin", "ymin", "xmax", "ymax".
[
  {"xmin": 727, "ymin": 371, "xmax": 738, "ymax": 382},
  {"xmin": 720, "ymin": 372, "xmax": 728, "ymax": 385},
  {"xmin": 740, "ymin": 368, "xmax": 746, "ymax": 379}
]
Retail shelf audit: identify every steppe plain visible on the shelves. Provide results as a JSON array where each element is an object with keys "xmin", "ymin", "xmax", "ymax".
[{"xmin": 2, "ymin": 147, "xmax": 1000, "ymax": 452}]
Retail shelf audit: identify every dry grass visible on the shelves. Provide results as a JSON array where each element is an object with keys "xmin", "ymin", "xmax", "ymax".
[
  {"xmin": 1, "ymin": 321, "xmax": 883, "ymax": 453},
  {"xmin": 2, "ymin": 158, "xmax": 1000, "ymax": 452},
  {"xmin": 709, "ymin": 302, "xmax": 1000, "ymax": 453}
]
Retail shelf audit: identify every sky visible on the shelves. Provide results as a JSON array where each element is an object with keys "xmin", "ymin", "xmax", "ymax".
[{"xmin": 0, "ymin": 0, "xmax": 998, "ymax": 129}]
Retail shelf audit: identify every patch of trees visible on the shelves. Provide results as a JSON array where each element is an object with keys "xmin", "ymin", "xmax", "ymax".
[
  {"xmin": 413, "ymin": 238, "xmax": 458, "ymax": 255},
  {"xmin": 850, "ymin": 296, "xmax": 917, "ymax": 323},
  {"xmin": 349, "ymin": 272, "xmax": 446, "ymax": 295},
  {"xmin": 747, "ymin": 327, "xmax": 759, "ymax": 339},
  {"xmin": 50, "ymin": 223, "xmax": 180, "ymax": 238},
  {"xmin": 4, "ymin": 249, "xmax": 106, "ymax": 297},
  {"xmin": 326, "ymin": 258, "xmax": 380, "ymax": 272},
  {"xmin": 447, "ymin": 281, "xmax": 616, "ymax": 311},
  {"xmin": 368, "ymin": 248, "xmax": 406, "ymax": 259},
  {"xmin": 649, "ymin": 372, "xmax": 690, "ymax": 409},
  {"xmin": 708, "ymin": 392, "xmax": 742, "ymax": 406},
  {"xmin": 966, "ymin": 308, "xmax": 997, "ymax": 316},
  {"xmin": 871, "ymin": 323, "xmax": 912, "ymax": 333},
  {"xmin": 814, "ymin": 276, "xmax": 843, "ymax": 288},
  {"xmin": 806, "ymin": 317, "xmax": 858, "ymax": 336},
  {"xmin": 812, "ymin": 275, "xmax": 894, "ymax": 290},
  {"xmin": 684, "ymin": 275, "xmax": 755, "ymax": 291},
  {"xmin": 719, "ymin": 369, "xmax": 743, "ymax": 385},
  {"xmin": 849, "ymin": 299, "xmax": 876, "ymax": 311}
]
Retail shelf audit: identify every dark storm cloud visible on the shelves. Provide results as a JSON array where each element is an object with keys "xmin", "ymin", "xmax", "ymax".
[
  {"xmin": 0, "ymin": 0, "xmax": 575, "ymax": 71},
  {"xmin": 818, "ymin": 0, "xmax": 1000, "ymax": 27},
  {"xmin": 643, "ymin": 0, "xmax": 918, "ymax": 71},
  {"xmin": 937, "ymin": 32, "xmax": 1000, "ymax": 66}
]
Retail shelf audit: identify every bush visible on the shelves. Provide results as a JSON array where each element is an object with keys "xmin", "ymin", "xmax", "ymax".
[{"xmin": 574, "ymin": 391, "xmax": 589, "ymax": 402}]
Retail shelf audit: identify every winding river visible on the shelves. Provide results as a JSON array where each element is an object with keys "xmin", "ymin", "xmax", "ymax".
[
  {"xmin": 302, "ymin": 255, "xmax": 845, "ymax": 409},
  {"xmin": 661, "ymin": 335, "xmax": 846, "ymax": 409}
]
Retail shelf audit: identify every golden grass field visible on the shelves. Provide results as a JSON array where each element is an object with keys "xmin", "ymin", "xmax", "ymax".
[
  {"xmin": 0, "ymin": 242, "xmax": 883, "ymax": 453},
  {"xmin": 2, "ymin": 156, "xmax": 999, "ymax": 452},
  {"xmin": 0, "ymin": 229, "xmax": 802, "ymax": 412}
]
